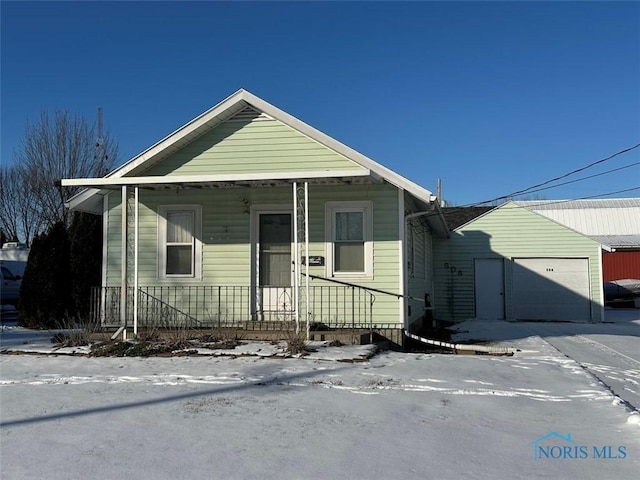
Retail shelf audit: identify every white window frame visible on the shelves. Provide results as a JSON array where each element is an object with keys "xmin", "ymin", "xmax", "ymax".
[
  {"xmin": 157, "ymin": 205, "xmax": 202, "ymax": 280},
  {"xmin": 325, "ymin": 201, "xmax": 373, "ymax": 279}
]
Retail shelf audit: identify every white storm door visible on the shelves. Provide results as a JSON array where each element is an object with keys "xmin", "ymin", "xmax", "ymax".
[
  {"xmin": 474, "ymin": 258, "xmax": 505, "ymax": 319},
  {"xmin": 257, "ymin": 213, "xmax": 293, "ymax": 314}
]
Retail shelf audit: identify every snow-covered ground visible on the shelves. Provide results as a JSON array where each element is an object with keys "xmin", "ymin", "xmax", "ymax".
[{"xmin": 1, "ymin": 311, "xmax": 639, "ymax": 479}]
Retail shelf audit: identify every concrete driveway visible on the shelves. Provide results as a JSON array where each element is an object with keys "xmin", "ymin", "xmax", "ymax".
[{"xmin": 518, "ymin": 308, "xmax": 640, "ymax": 412}]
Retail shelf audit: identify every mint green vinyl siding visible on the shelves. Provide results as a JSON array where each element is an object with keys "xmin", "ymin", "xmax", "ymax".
[
  {"xmin": 105, "ymin": 183, "xmax": 403, "ymax": 325},
  {"xmin": 432, "ymin": 202, "xmax": 603, "ymax": 322},
  {"xmin": 141, "ymin": 119, "xmax": 366, "ymax": 176}
]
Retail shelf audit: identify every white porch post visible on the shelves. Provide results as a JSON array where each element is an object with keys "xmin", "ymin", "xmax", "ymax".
[
  {"xmin": 304, "ymin": 181, "xmax": 309, "ymax": 339},
  {"xmin": 100, "ymin": 195, "xmax": 109, "ymax": 325},
  {"xmin": 293, "ymin": 181, "xmax": 310, "ymax": 337},
  {"xmin": 293, "ymin": 182, "xmax": 300, "ymax": 333},
  {"xmin": 120, "ymin": 186, "xmax": 128, "ymax": 336},
  {"xmin": 133, "ymin": 187, "xmax": 139, "ymax": 335}
]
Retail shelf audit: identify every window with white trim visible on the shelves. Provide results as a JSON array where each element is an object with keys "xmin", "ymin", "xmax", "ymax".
[
  {"xmin": 326, "ymin": 201, "xmax": 373, "ymax": 278},
  {"xmin": 158, "ymin": 205, "xmax": 202, "ymax": 279}
]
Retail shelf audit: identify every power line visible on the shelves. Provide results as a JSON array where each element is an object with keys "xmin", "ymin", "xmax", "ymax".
[
  {"xmin": 405, "ymin": 144, "xmax": 640, "ymax": 232},
  {"xmin": 509, "ymin": 186, "xmax": 640, "ymax": 208},
  {"xmin": 511, "ymin": 160, "xmax": 640, "ymax": 196},
  {"xmin": 407, "ymin": 185, "xmax": 640, "ymax": 233},
  {"xmin": 468, "ymin": 142, "xmax": 640, "ymax": 207}
]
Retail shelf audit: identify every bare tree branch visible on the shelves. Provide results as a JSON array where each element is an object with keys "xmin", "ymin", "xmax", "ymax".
[
  {"xmin": 0, "ymin": 165, "xmax": 43, "ymax": 244},
  {"xmin": 11, "ymin": 109, "xmax": 118, "ymax": 239},
  {"xmin": 0, "ymin": 166, "xmax": 21, "ymax": 241}
]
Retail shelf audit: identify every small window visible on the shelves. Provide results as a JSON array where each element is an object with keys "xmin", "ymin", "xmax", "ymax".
[
  {"xmin": 335, "ymin": 211, "xmax": 365, "ymax": 272},
  {"xmin": 326, "ymin": 201, "xmax": 373, "ymax": 278},
  {"xmin": 158, "ymin": 205, "xmax": 202, "ymax": 279}
]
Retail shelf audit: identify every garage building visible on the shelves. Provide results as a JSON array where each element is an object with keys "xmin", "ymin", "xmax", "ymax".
[{"xmin": 433, "ymin": 201, "xmax": 604, "ymax": 322}]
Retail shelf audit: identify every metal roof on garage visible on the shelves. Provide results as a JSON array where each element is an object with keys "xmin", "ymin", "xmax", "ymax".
[
  {"xmin": 588, "ymin": 235, "xmax": 640, "ymax": 249},
  {"xmin": 517, "ymin": 199, "xmax": 640, "ymax": 240}
]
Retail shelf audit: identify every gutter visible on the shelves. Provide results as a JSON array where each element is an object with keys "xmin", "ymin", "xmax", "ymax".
[{"xmin": 404, "ymin": 199, "xmax": 449, "ymax": 241}]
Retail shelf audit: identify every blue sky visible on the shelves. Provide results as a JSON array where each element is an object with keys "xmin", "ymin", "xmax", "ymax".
[{"xmin": 2, "ymin": 1, "xmax": 639, "ymax": 205}]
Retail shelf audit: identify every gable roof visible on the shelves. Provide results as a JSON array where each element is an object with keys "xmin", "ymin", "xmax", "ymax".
[
  {"xmin": 64, "ymin": 89, "xmax": 438, "ymax": 215},
  {"xmin": 441, "ymin": 206, "xmax": 495, "ymax": 230},
  {"xmin": 517, "ymin": 199, "xmax": 640, "ymax": 249},
  {"xmin": 448, "ymin": 201, "xmax": 609, "ymax": 249}
]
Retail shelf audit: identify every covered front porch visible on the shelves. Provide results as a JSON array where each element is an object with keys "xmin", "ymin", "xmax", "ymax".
[{"xmin": 65, "ymin": 173, "xmax": 417, "ymax": 339}]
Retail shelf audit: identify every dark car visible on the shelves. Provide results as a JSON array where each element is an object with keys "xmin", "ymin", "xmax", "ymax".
[
  {"xmin": 604, "ymin": 279, "xmax": 640, "ymax": 305},
  {"xmin": 0, "ymin": 266, "xmax": 21, "ymax": 306}
]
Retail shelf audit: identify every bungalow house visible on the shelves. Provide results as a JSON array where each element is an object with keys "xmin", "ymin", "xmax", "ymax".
[
  {"xmin": 433, "ymin": 202, "xmax": 606, "ymax": 323},
  {"xmin": 62, "ymin": 89, "xmax": 448, "ymax": 339}
]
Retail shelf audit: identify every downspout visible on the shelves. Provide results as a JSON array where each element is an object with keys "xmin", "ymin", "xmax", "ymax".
[
  {"xmin": 404, "ymin": 206, "xmax": 439, "ymax": 327},
  {"xmin": 398, "ymin": 191, "xmax": 405, "ymax": 328},
  {"xmin": 596, "ymin": 243, "xmax": 611, "ymax": 323},
  {"xmin": 404, "ymin": 330, "xmax": 515, "ymax": 355}
]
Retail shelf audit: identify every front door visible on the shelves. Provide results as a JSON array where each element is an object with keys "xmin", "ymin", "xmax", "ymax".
[
  {"xmin": 257, "ymin": 213, "xmax": 293, "ymax": 318},
  {"xmin": 474, "ymin": 258, "xmax": 505, "ymax": 319}
]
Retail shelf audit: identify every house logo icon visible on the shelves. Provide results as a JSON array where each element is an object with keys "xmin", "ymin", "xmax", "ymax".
[{"xmin": 529, "ymin": 432, "xmax": 580, "ymax": 461}]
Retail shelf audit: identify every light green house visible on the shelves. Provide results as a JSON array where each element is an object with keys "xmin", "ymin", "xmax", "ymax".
[
  {"xmin": 433, "ymin": 201, "xmax": 605, "ymax": 323},
  {"xmin": 63, "ymin": 89, "xmax": 448, "ymax": 337}
]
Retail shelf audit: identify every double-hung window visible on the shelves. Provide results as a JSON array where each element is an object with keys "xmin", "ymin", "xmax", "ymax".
[
  {"xmin": 158, "ymin": 205, "xmax": 202, "ymax": 279},
  {"xmin": 326, "ymin": 201, "xmax": 373, "ymax": 278}
]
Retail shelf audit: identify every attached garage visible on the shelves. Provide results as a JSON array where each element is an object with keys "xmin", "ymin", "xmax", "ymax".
[
  {"xmin": 512, "ymin": 258, "xmax": 591, "ymax": 321},
  {"xmin": 433, "ymin": 202, "xmax": 604, "ymax": 323}
]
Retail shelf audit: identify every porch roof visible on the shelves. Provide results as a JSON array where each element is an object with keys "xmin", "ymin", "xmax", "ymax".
[
  {"xmin": 61, "ymin": 169, "xmax": 378, "ymax": 191},
  {"xmin": 63, "ymin": 89, "xmax": 440, "ymax": 214}
]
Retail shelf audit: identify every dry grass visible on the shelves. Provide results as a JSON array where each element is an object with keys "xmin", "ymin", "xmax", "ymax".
[
  {"xmin": 50, "ymin": 320, "xmax": 102, "ymax": 347},
  {"xmin": 284, "ymin": 329, "xmax": 308, "ymax": 356},
  {"xmin": 86, "ymin": 325, "xmax": 246, "ymax": 357}
]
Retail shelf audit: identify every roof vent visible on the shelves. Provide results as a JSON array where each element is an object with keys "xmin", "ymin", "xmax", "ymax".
[{"xmin": 228, "ymin": 106, "xmax": 271, "ymax": 123}]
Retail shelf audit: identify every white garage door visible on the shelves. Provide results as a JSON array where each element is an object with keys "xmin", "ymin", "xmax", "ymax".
[{"xmin": 512, "ymin": 258, "xmax": 591, "ymax": 321}]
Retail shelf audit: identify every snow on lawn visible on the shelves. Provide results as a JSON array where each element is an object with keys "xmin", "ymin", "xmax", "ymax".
[{"xmin": 1, "ymin": 324, "xmax": 639, "ymax": 479}]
